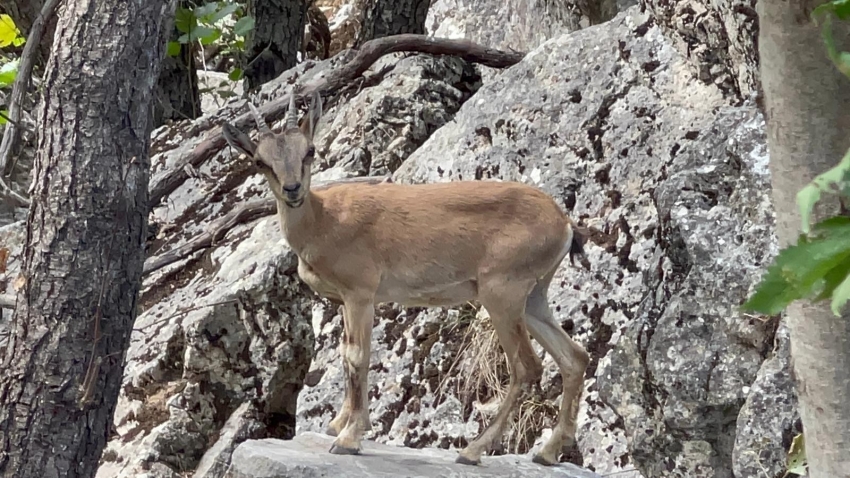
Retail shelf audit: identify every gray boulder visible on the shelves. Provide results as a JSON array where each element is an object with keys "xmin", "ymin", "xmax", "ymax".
[
  {"xmin": 226, "ymin": 432, "xmax": 603, "ymax": 478},
  {"xmin": 389, "ymin": 6, "xmax": 781, "ymax": 478}
]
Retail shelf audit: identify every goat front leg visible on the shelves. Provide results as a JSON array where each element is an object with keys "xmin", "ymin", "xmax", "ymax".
[
  {"xmin": 325, "ymin": 317, "xmax": 352, "ymax": 437},
  {"xmin": 329, "ymin": 295, "xmax": 375, "ymax": 455}
]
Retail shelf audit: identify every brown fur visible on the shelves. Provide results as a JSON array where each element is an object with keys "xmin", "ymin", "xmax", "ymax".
[{"xmin": 221, "ymin": 92, "xmax": 591, "ymax": 466}]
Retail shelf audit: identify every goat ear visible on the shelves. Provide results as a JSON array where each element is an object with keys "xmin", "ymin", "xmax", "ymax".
[
  {"xmin": 222, "ymin": 122, "xmax": 257, "ymax": 158},
  {"xmin": 299, "ymin": 91, "xmax": 323, "ymax": 139}
]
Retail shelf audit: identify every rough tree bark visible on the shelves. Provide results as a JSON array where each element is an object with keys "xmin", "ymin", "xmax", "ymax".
[
  {"xmin": 757, "ymin": 1, "xmax": 850, "ymax": 477},
  {"xmin": 0, "ymin": 0, "xmax": 57, "ymax": 67},
  {"xmin": 153, "ymin": 0, "xmax": 200, "ymax": 127},
  {"xmin": 0, "ymin": 0, "xmax": 174, "ymax": 477},
  {"xmin": 354, "ymin": 0, "xmax": 430, "ymax": 46},
  {"xmin": 244, "ymin": 0, "xmax": 307, "ymax": 91}
]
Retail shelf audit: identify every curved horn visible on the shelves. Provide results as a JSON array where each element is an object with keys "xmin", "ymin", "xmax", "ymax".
[
  {"xmin": 286, "ymin": 93, "xmax": 299, "ymax": 129},
  {"xmin": 247, "ymin": 102, "xmax": 271, "ymax": 135}
]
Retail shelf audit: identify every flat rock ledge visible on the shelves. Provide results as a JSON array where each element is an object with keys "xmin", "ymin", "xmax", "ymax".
[{"xmin": 227, "ymin": 432, "xmax": 603, "ymax": 478}]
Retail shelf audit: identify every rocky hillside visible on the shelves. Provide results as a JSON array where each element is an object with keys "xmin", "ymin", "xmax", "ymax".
[{"xmin": 1, "ymin": 1, "xmax": 798, "ymax": 478}]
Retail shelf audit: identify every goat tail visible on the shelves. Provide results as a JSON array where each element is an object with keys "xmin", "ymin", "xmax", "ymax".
[{"xmin": 567, "ymin": 222, "xmax": 591, "ymax": 271}]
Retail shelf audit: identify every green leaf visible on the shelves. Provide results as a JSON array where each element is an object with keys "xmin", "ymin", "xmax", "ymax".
[
  {"xmin": 174, "ymin": 7, "xmax": 196, "ymax": 34},
  {"xmin": 830, "ymin": 272, "xmax": 850, "ymax": 315},
  {"xmin": 233, "ymin": 16, "xmax": 255, "ymax": 37},
  {"xmin": 813, "ymin": 0, "xmax": 850, "ymax": 21},
  {"xmin": 833, "ymin": 0, "xmax": 850, "ymax": 19},
  {"xmin": 0, "ymin": 59, "xmax": 19, "ymax": 88},
  {"xmin": 166, "ymin": 41, "xmax": 182, "ymax": 57},
  {"xmin": 228, "ymin": 67, "xmax": 243, "ymax": 81},
  {"xmin": 194, "ymin": 2, "xmax": 221, "ymax": 23},
  {"xmin": 796, "ymin": 147, "xmax": 850, "ymax": 233},
  {"xmin": 0, "ymin": 110, "xmax": 8, "ymax": 125},
  {"xmin": 199, "ymin": 28, "xmax": 222, "ymax": 45},
  {"xmin": 742, "ymin": 217, "xmax": 850, "ymax": 315},
  {"xmin": 783, "ymin": 433, "xmax": 807, "ymax": 477},
  {"xmin": 0, "ymin": 14, "xmax": 22, "ymax": 48},
  {"xmin": 209, "ymin": 3, "xmax": 240, "ymax": 24},
  {"xmin": 796, "ymin": 184, "xmax": 821, "ymax": 235}
]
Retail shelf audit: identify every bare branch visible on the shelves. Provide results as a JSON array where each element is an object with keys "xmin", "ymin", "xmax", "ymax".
[
  {"xmin": 148, "ymin": 34, "xmax": 525, "ymax": 207},
  {"xmin": 0, "ymin": 0, "xmax": 63, "ymax": 178},
  {"xmin": 142, "ymin": 175, "xmax": 392, "ymax": 276}
]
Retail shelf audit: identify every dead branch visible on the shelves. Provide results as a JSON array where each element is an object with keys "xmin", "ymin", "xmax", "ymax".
[
  {"xmin": 0, "ymin": 0, "xmax": 62, "ymax": 179},
  {"xmin": 0, "ymin": 294, "xmax": 15, "ymax": 309},
  {"xmin": 142, "ymin": 175, "xmax": 392, "ymax": 276},
  {"xmin": 148, "ymin": 34, "xmax": 526, "ymax": 207}
]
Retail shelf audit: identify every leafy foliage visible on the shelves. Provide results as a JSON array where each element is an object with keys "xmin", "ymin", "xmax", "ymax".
[
  {"xmin": 0, "ymin": 14, "xmax": 26, "ymax": 125},
  {"xmin": 167, "ymin": 1, "xmax": 255, "ymax": 99},
  {"xmin": 742, "ymin": 0, "xmax": 850, "ymax": 318},
  {"xmin": 0, "ymin": 14, "xmax": 25, "ymax": 48}
]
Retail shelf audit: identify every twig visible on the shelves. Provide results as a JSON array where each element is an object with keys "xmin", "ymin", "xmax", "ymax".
[
  {"xmin": 0, "ymin": 174, "xmax": 29, "ymax": 207},
  {"xmin": 0, "ymin": 0, "xmax": 63, "ymax": 178},
  {"xmin": 142, "ymin": 175, "xmax": 392, "ymax": 276},
  {"xmin": 148, "ymin": 34, "xmax": 526, "ymax": 207},
  {"xmin": 0, "ymin": 294, "xmax": 15, "ymax": 309}
]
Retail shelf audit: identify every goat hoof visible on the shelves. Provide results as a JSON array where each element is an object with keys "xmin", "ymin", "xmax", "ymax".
[
  {"xmin": 329, "ymin": 443, "xmax": 360, "ymax": 455},
  {"xmin": 532, "ymin": 454, "xmax": 557, "ymax": 466},
  {"xmin": 325, "ymin": 426, "xmax": 339, "ymax": 437},
  {"xmin": 455, "ymin": 455, "xmax": 480, "ymax": 466}
]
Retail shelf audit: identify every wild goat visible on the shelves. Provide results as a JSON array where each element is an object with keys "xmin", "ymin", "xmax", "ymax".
[{"xmin": 221, "ymin": 91, "xmax": 592, "ymax": 466}]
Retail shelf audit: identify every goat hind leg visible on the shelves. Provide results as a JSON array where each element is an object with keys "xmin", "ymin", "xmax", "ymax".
[
  {"xmin": 524, "ymin": 280, "xmax": 589, "ymax": 466},
  {"xmin": 456, "ymin": 280, "xmax": 542, "ymax": 465}
]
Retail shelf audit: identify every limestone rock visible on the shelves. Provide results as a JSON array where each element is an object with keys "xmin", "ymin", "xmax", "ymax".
[
  {"xmin": 0, "ymin": 220, "xmax": 25, "ymax": 343},
  {"xmin": 226, "ymin": 432, "xmax": 603, "ymax": 478},
  {"xmin": 642, "ymin": 0, "xmax": 760, "ymax": 101},
  {"xmin": 388, "ymin": 7, "xmax": 777, "ymax": 478},
  {"xmin": 732, "ymin": 319, "xmax": 801, "ymax": 478}
]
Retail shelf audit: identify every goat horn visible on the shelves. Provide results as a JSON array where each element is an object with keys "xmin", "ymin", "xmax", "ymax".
[
  {"xmin": 247, "ymin": 102, "xmax": 271, "ymax": 135},
  {"xmin": 286, "ymin": 93, "xmax": 299, "ymax": 129}
]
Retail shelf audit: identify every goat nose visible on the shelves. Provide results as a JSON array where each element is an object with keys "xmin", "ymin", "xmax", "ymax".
[{"xmin": 283, "ymin": 182, "xmax": 301, "ymax": 194}]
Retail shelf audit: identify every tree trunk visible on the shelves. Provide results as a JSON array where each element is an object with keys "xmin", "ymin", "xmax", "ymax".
[
  {"xmin": 244, "ymin": 0, "xmax": 306, "ymax": 91},
  {"xmin": 353, "ymin": 0, "xmax": 430, "ymax": 46},
  {"xmin": 0, "ymin": 0, "xmax": 173, "ymax": 476},
  {"xmin": 757, "ymin": 2, "xmax": 850, "ymax": 477},
  {"xmin": 153, "ymin": 0, "xmax": 201, "ymax": 127},
  {"xmin": 0, "ymin": 0, "xmax": 57, "ymax": 68}
]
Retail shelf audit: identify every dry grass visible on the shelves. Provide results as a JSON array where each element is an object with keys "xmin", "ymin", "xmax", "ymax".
[{"xmin": 437, "ymin": 306, "xmax": 558, "ymax": 455}]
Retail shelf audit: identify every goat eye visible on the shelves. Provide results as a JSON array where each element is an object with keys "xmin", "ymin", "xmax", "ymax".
[
  {"xmin": 254, "ymin": 159, "xmax": 265, "ymax": 169},
  {"xmin": 306, "ymin": 146, "xmax": 315, "ymax": 158}
]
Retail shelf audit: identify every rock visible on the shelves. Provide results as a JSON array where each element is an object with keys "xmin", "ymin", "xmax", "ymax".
[
  {"xmin": 642, "ymin": 0, "xmax": 760, "ymax": 102},
  {"xmin": 425, "ymin": 0, "xmax": 636, "ymax": 82},
  {"xmin": 194, "ymin": 402, "xmax": 266, "ymax": 478},
  {"xmin": 96, "ymin": 45, "xmax": 483, "ymax": 478},
  {"xmin": 388, "ymin": 6, "xmax": 777, "ymax": 478},
  {"xmin": 0, "ymin": 220, "xmax": 25, "ymax": 343},
  {"xmin": 226, "ymin": 432, "xmax": 603, "ymax": 478},
  {"xmin": 426, "ymin": 0, "xmax": 636, "ymax": 53},
  {"xmin": 732, "ymin": 319, "xmax": 801, "ymax": 478}
]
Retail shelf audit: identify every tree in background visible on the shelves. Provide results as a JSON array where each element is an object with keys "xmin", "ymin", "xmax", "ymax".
[
  {"xmin": 243, "ymin": 0, "xmax": 306, "ymax": 90},
  {"xmin": 746, "ymin": 0, "xmax": 850, "ymax": 476},
  {"xmin": 354, "ymin": 0, "xmax": 430, "ymax": 46},
  {"xmin": 154, "ymin": 0, "xmax": 202, "ymax": 126},
  {"xmin": 0, "ymin": 0, "xmax": 173, "ymax": 476}
]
